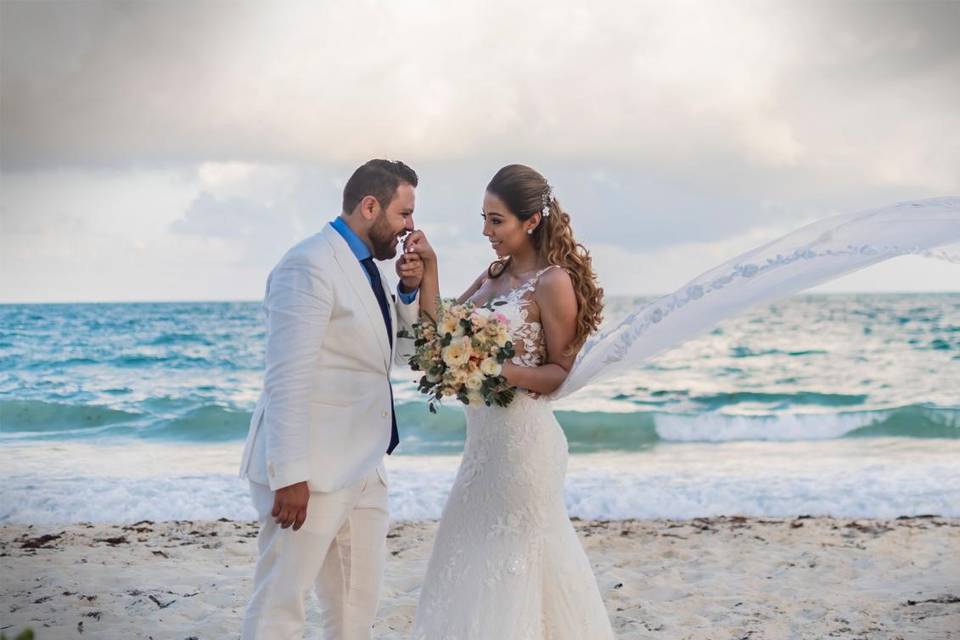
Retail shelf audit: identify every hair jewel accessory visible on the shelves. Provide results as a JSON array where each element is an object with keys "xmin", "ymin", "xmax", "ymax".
[{"xmin": 541, "ymin": 188, "xmax": 551, "ymax": 218}]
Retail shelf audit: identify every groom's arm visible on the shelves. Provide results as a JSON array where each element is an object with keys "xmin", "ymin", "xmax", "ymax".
[
  {"xmin": 397, "ymin": 282, "xmax": 418, "ymax": 304},
  {"xmin": 262, "ymin": 258, "xmax": 333, "ymax": 491},
  {"xmin": 394, "ymin": 249, "xmax": 423, "ymax": 367},
  {"xmin": 394, "ymin": 286, "xmax": 420, "ymax": 367}
]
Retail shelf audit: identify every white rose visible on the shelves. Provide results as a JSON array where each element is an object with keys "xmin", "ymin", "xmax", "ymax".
[
  {"xmin": 479, "ymin": 357, "xmax": 502, "ymax": 377},
  {"xmin": 465, "ymin": 371, "xmax": 484, "ymax": 391},
  {"xmin": 441, "ymin": 336, "xmax": 471, "ymax": 367},
  {"xmin": 471, "ymin": 308, "xmax": 492, "ymax": 328},
  {"xmin": 439, "ymin": 315, "xmax": 462, "ymax": 337},
  {"xmin": 466, "ymin": 390, "xmax": 485, "ymax": 406}
]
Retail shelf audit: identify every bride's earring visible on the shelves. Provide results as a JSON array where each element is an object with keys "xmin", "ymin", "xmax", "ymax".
[{"xmin": 526, "ymin": 229, "xmax": 533, "ymax": 235}]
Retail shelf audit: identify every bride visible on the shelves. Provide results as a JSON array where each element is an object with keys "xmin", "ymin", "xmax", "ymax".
[
  {"xmin": 403, "ymin": 163, "xmax": 959, "ymax": 637},
  {"xmin": 405, "ymin": 164, "xmax": 616, "ymax": 638}
]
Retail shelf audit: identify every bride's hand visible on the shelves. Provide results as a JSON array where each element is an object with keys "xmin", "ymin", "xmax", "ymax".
[
  {"xmin": 499, "ymin": 360, "xmax": 519, "ymax": 387},
  {"xmin": 404, "ymin": 229, "xmax": 437, "ymax": 266},
  {"xmin": 397, "ymin": 252, "xmax": 424, "ymax": 292},
  {"xmin": 499, "ymin": 361, "xmax": 541, "ymax": 398}
]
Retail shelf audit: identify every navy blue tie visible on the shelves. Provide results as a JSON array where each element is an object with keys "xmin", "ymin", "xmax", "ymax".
[{"xmin": 360, "ymin": 257, "xmax": 399, "ymax": 454}]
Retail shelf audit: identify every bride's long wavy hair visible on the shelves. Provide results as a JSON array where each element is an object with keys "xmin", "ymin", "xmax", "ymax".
[{"xmin": 486, "ymin": 164, "xmax": 604, "ymax": 356}]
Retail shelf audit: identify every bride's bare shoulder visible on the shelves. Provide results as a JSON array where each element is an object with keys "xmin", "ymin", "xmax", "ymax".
[
  {"xmin": 539, "ymin": 264, "xmax": 573, "ymax": 285},
  {"xmin": 534, "ymin": 265, "xmax": 576, "ymax": 304}
]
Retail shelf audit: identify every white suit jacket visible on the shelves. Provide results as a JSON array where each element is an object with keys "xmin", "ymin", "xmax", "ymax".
[{"xmin": 239, "ymin": 222, "xmax": 420, "ymax": 493}]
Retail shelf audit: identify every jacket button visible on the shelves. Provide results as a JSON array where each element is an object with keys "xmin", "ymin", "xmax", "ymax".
[{"xmin": 381, "ymin": 410, "xmax": 388, "ymax": 417}]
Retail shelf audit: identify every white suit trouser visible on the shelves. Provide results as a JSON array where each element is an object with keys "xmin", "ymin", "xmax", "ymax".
[{"xmin": 241, "ymin": 468, "xmax": 389, "ymax": 640}]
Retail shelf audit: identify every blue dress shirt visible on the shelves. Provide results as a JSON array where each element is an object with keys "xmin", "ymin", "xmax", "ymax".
[{"xmin": 330, "ymin": 217, "xmax": 419, "ymax": 304}]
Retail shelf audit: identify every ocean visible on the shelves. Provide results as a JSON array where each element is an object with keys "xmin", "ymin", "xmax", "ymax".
[{"xmin": 1, "ymin": 294, "xmax": 958, "ymax": 524}]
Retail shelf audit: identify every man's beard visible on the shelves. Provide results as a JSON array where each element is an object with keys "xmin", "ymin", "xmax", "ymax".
[{"xmin": 370, "ymin": 212, "xmax": 400, "ymax": 260}]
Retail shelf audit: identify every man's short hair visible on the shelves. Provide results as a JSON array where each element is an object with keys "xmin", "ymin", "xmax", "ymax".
[{"xmin": 342, "ymin": 159, "xmax": 418, "ymax": 213}]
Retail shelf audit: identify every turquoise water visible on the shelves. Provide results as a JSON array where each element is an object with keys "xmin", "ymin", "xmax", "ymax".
[
  {"xmin": 2, "ymin": 295, "xmax": 958, "ymax": 451},
  {"xmin": 2, "ymin": 294, "xmax": 959, "ymax": 523}
]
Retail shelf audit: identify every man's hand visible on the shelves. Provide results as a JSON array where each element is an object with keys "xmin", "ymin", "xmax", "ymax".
[
  {"xmin": 271, "ymin": 481, "xmax": 309, "ymax": 531},
  {"xmin": 397, "ymin": 251, "xmax": 424, "ymax": 292},
  {"xmin": 403, "ymin": 230, "xmax": 436, "ymax": 266}
]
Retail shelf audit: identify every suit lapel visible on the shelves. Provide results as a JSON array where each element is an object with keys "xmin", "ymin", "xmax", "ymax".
[
  {"xmin": 322, "ymin": 224, "xmax": 391, "ymax": 370},
  {"xmin": 386, "ymin": 278, "xmax": 398, "ymax": 367}
]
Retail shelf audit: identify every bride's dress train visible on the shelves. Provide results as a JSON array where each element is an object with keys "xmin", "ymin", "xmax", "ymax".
[{"xmin": 411, "ymin": 266, "xmax": 615, "ymax": 639}]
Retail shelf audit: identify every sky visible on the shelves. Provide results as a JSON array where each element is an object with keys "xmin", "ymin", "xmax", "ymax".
[{"xmin": 1, "ymin": 0, "xmax": 958, "ymax": 303}]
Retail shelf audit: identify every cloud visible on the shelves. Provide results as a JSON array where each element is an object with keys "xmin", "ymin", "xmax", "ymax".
[
  {"xmin": 2, "ymin": 1, "xmax": 957, "ymax": 194},
  {"xmin": 2, "ymin": 1, "xmax": 958, "ymax": 301},
  {"xmin": 170, "ymin": 163, "xmax": 346, "ymax": 266}
]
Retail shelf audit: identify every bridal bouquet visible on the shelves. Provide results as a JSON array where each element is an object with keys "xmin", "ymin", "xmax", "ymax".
[{"xmin": 407, "ymin": 299, "xmax": 516, "ymax": 412}]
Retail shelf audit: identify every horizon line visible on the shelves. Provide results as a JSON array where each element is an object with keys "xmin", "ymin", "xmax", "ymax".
[{"xmin": 2, "ymin": 290, "xmax": 959, "ymax": 306}]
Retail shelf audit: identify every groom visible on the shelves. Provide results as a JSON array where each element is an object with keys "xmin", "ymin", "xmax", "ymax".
[{"xmin": 239, "ymin": 159, "xmax": 426, "ymax": 639}]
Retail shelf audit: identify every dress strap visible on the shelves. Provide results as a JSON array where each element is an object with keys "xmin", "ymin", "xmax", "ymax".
[
  {"xmin": 499, "ymin": 265, "xmax": 561, "ymax": 303},
  {"xmin": 513, "ymin": 265, "xmax": 560, "ymax": 299},
  {"xmin": 532, "ymin": 264, "xmax": 561, "ymax": 286},
  {"xmin": 536, "ymin": 265, "xmax": 558, "ymax": 278}
]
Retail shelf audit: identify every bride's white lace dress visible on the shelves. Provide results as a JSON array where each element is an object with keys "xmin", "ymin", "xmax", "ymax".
[
  {"xmin": 407, "ymin": 197, "xmax": 960, "ymax": 638},
  {"xmin": 411, "ymin": 265, "xmax": 615, "ymax": 639}
]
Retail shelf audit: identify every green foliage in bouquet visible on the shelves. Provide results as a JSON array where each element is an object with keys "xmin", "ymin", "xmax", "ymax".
[{"xmin": 408, "ymin": 298, "xmax": 517, "ymax": 413}]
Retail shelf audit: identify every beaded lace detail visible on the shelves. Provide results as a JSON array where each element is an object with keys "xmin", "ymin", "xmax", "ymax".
[{"xmin": 471, "ymin": 265, "xmax": 557, "ymax": 368}]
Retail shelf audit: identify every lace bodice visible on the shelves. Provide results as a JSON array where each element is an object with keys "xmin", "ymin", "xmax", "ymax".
[{"xmin": 468, "ymin": 265, "xmax": 558, "ymax": 369}]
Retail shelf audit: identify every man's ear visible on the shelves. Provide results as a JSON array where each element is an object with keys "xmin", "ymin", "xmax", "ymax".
[{"xmin": 359, "ymin": 195, "xmax": 380, "ymax": 222}]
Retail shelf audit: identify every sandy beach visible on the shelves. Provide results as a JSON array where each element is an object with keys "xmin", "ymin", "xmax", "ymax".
[{"xmin": 2, "ymin": 515, "xmax": 958, "ymax": 639}]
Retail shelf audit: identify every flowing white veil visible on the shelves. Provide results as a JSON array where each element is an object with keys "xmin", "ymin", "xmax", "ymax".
[{"xmin": 549, "ymin": 196, "xmax": 960, "ymax": 400}]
